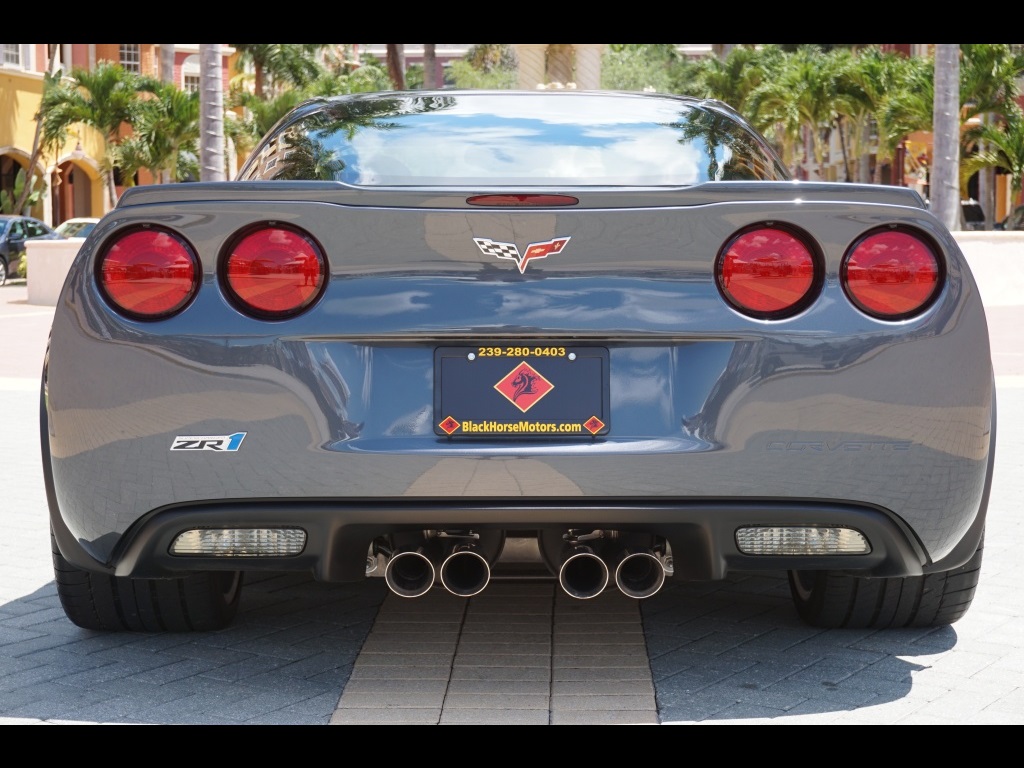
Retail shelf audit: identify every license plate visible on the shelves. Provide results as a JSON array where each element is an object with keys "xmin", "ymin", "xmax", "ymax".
[{"xmin": 434, "ymin": 345, "xmax": 610, "ymax": 437}]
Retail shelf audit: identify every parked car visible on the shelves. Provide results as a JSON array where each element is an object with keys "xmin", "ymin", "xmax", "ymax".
[
  {"xmin": 43, "ymin": 90, "xmax": 996, "ymax": 634},
  {"xmin": 0, "ymin": 214, "xmax": 60, "ymax": 285},
  {"xmin": 995, "ymin": 204, "xmax": 1024, "ymax": 231},
  {"xmin": 53, "ymin": 217, "xmax": 100, "ymax": 239}
]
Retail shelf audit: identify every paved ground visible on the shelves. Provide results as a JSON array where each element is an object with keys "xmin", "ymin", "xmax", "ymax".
[{"xmin": 2, "ymin": 275, "xmax": 1022, "ymax": 725}]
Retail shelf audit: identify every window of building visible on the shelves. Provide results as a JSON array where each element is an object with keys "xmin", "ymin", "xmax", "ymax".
[
  {"xmin": 181, "ymin": 55, "xmax": 201, "ymax": 93},
  {"xmin": 1, "ymin": 44, "xmax": 23, "ymax": 68},
  {"xmin": 120, "ymin": 44, "xmax": 141, "ymax": 73}
]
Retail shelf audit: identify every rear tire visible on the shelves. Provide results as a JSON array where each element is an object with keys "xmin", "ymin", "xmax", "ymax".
[
  {"xmin": 51, "ymin": 530, "xmax": 242, "ymax": 632},
  {"xmin": 788, "ymin": 533, "xmax": 984, "ymax": 629}
]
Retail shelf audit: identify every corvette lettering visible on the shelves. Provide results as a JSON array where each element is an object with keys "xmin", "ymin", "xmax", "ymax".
[
  {"xmin": 473, "ymin": 236, "xmax": 570, "ymax": 273},
  {"xmin": 766, "ymin": 440, "xmax": 912, "ymax": 452},
  {"xmin": 171, "ymin": 432, "xmax": 247, "ymax": 451}
]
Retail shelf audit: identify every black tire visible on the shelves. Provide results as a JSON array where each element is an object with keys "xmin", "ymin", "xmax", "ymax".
[
  {"xmin": 0, "ymin": 256, "xmax": 8, "ymax": 286},
  {"xmin": 788, "ymin": 533, "xmax": 984, "ymax": 629},
  {"xmin": 51, "ymin": 530, "xmax": 243, "ymax": 632}
]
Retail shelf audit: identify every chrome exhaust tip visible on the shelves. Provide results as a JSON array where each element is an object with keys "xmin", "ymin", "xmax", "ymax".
[
  {"xmin": 613, "ymin": 550, "xmax": 667, "ymax": 599},
  {"xmin": 384, "ymin": 550, "xmax": 436, "ymax": 598},
  {"xmin": 559, "ymin": 547, "xmax": 610, "ymax": 600},
  {"xmin": 440, "ymin": 546, "xmax": 491, "ymax": 597}
]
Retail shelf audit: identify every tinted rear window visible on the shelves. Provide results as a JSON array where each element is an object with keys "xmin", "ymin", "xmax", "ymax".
[{"xmin": 239, "ymin": 92, "xmax": 789, "ymax": 186}]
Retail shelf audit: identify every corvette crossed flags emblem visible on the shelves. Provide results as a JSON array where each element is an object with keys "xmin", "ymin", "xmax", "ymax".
[{"xmin": 474, "ymin": 236, "xmax": 571, "ymax": 273}]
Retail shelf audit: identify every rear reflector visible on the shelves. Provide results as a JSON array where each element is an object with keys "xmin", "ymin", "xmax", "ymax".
[
  {"xmin": 170, "ymin": 528, "xmax": 307, "ymax": 557},
  {"xmin": 735, "ymin": 526, "xmax": 870, "ymax": 555},
  {"xmin": 842, "ymin": 228, "xmax": 941, "ymax": 318}
]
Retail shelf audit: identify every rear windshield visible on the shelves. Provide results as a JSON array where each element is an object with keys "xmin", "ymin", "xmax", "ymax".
[{"xmin": 238, "ymin": 91, "xmax": 789, "ymax": 186}]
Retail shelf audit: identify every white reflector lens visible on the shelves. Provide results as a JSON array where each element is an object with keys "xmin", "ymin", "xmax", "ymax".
[
  {"xmin": 170, "ymin": 528, "xmax": 306, "ymax": 557},
  {"xmin": 735, "ymin": 526, "xmax": 870, "ymax": 555}
]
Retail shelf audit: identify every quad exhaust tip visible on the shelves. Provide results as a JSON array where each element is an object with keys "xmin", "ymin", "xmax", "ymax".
[
  {"xmin": 440, "ymin": 546, "xmax": 491, "ymax": 597},
  {"xmin": 384, "ymin": 550, "xmax": 436, "ymax": 599},
  {"xmin": 559, "ymin": 546, "xmax": 668, "ymax": 600},
  {"xmin": 614, "ymin": 550, "xmax": 667, "ymax": 599},
  {"xmin": 382, "ymin": 535, "xmax": 667, "ymax": 601},
  {"xmin": 559, "ymin": 547, "xmax": 610, "ymax": 600}
]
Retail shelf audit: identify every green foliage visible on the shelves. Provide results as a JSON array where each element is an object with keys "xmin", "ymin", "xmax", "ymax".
[
  {"xmin": 463, "ymin": 44, "xmax": 518, "ymax": 73},
  {"xmin": 600, "ymin": 44, "xmax": 678, "ymax": 92},
  {"xmin": 962, "ymin": 110, "xmax": 1024, "ymax": 196},
  {"xmin": 114, "ymin": 81, "xmax": 200, "ymax": 183},
  {"xmin": 444, "ymin": 45, "xmax": 518, "ymax": 89},
  {"xmin": 0, "ymin": 168, "xmax": 43, "ymax": 215},
  {"xmin": 405, "ymin": 63, "xmax": 424, "ymax": 90},
  {"xmin": 230, "ymin": 44, "xmax": 329, "ymax": 98},
  {"xmin": 445, "ymin": 59, "xmax": 517, "ymax": 89}
]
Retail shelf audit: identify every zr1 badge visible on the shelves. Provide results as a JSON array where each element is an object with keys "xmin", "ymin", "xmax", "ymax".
[{"xmin": 171, "ymin": 432, "xmax": 246, "ymax": 451}]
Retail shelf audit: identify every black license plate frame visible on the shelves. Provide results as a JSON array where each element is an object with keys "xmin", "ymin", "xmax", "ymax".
[{"xmin": 434, "ymin": 344, "xmax": 610, "ymax": 437}]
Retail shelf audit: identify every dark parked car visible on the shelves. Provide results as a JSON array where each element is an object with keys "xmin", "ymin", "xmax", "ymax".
[
  {"xmin": 43, "ymin": 90, "xmax": 996, "ymax": 634},
  {"xmin": 0, "ymin": 214, "xmax": 59, "ymax": 285}
]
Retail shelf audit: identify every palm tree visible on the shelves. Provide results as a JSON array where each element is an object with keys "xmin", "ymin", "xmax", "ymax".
[
  {"xmin": 115, "ymin": 81, "xmax": 200, "ymax": 184},
  {"xmin": 14, "ymin": 46, "xmax": 64, "ymax": 215},
  {"xmin": 932, "ymin": 44, "xmax": 961, "ymax": 229},
  {"xmin": 958, "ymin": 44, "xmax": 1024, "ymax": 224},
  {"xmin": 40, "ymin": 61, "xmax": 157, "ymax": 208},
  {"xmin": 386, "ymin": 44, "xmax": 406, "ymax": 90},
  {"xmin": 840, "ymin": 46, "xmax": 930, "ymax": 183},
  {"xmin": 962, "ymin": 110, "xmax": 1024, "ymax": 205},
  {"xmin": 423, "ymin": 44, "xmax": 438, "ymax": 89},
  {"xmin": 746, "ymin": 46, "xmax": 852, "ymax": 178},
  {"xmin": 230, "ymin": 44, "xmax": 327, "ymax": 99},
  {"xmin": 682, "ymin": 44, "xmax": 780, "ymax": 115},
  {"xmin": 199, "ymin": 43, "xmax": 226, "ymax": 182}
]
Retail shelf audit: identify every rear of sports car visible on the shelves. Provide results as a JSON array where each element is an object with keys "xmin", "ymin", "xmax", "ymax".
[{"xmin": 42, "ymin": 91, "xmax": 995, "ymax": 632}]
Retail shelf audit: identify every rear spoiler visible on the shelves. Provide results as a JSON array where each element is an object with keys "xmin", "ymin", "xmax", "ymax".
[{"xmin": 117, "ymin": 180, "xmax": 928, "ymax": 212}]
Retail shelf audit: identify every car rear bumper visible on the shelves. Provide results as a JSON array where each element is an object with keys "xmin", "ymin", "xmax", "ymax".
[{"xmin": 49, "ymin": 493, "xmax": 988, "ymax": 584}]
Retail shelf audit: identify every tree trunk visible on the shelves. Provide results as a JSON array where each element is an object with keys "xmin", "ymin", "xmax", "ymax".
[
  {"xmin": 160, "ymin": 44, "xmax": 176, "ymax": 183},
  {"xmin": 931, "ymin": 44, "xmax": 961, "ymax": 230},
  {"xmin": 199, "ymin": 44, "xmax": 226, "ymax": 182},
  {"xmin": 836, "ymin": 119, "xmax": 851, "ymax": 182},
  {"xmin": 386, "ymin": 44, "xmax": 406, "ymax": 90},
  {"xmin": 859, "ymin": 120, "xmax": 872, "ymax": 183},
  {"xmin": 978, "ymin": 114, "xmax": 995, "ymax": 230},
  {"xmin": 160, "ymin": 44, "xmax": 175, "ymax": 84},
  {"xmin": 14, "ymin": 44, "xmax": 59, "ymax": 216},
  {"xmin": 423, "ymin": 44, "xmax": 437, "ymax": 89}
]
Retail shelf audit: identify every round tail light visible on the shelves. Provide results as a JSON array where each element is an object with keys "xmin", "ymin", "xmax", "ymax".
[
  {"xmin": 716, "ymin": 225, "xmax": 820, "ymax": 318},
  {"xmin": 98, "ymin": 227, "xmax": 199, "ymax": 319},
  {"xmin": 842, "ymin": 228, "xmax": 941, "ymax": 319},
  {"xmin": 223, "ymin": 225, "xmax": 326, "ymax": 318}
]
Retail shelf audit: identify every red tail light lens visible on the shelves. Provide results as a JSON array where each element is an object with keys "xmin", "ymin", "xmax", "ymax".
[
  {"xmin": 716, "ymin": 225, "xmax": 819, "ymax": 318},
  {"xmin": 466, "ymin": 194, "xmax": 579, "ymax": 206},
  {"xmin": 98, "ymin": 227, "xmax": 199, "ymax": 319},
  {"xmin": 223, "ymin": 225, "xmax": 326, "ymax": 318},
  {"xmin": 842, "ymin": 228, "xmax": 941, "ymax": 319}
]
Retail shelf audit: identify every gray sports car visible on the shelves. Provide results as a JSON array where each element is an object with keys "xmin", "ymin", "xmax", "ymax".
[{"xmin": 42, "ymin": 90, "xmax": 996, "ymax": 633}]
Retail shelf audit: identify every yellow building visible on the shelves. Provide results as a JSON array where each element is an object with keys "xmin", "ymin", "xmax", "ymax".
[{"xmin": 0, "ymin": 44, "xmax": 234, "ymax": 226}]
